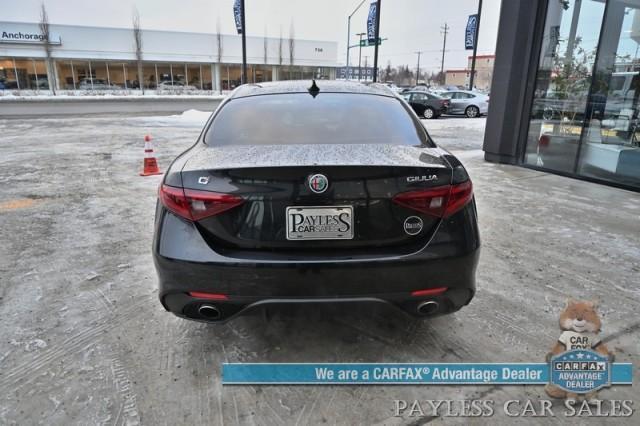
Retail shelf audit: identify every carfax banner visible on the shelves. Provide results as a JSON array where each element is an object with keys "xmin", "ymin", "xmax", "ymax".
[{"xmin": 223, "ymin": 359, "xmax": 633, "ymax": 387}]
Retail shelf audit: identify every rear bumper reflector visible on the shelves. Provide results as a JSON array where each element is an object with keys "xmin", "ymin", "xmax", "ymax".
[{"xmin": 188, "ymin": 291, "xmax": 229, "ymax": 300}]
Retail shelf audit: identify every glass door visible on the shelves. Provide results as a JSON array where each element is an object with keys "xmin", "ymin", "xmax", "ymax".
[
  {"xmin": 524, "ymin": 0, "xmax": 606, "ymax": 173},
  {"xmin": 577, "ymin": 0, "xmax": 640, "ymax": 187}
]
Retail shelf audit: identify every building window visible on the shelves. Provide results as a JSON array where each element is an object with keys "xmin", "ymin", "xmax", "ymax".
[
  {"xmin": 0, "ymin": 58, "xmax": 20, "ymax": 89},
  {"xmin": 524, "ymin": 0, "xmax": 606, "ymax": 174},
  {"xmin": 142, "ymin": 63, "xmax": 156, "ymax": 89},
  {"xmin": 6, "ymin": 58, "xmax": 49, "ymax": 90},
  {"xmin": 525, "ymin": 0, "xmax": 640, "ymax": 188},
  {"xmin": 577, "ymin": 0, "xmax": 640, "ymax": 186},
  {"xmin": 155, "ymin": 63, "xmax": 172, "ymax": 88},
  {"xmin": 186, "ymin": 64, "xmax": 202, "ymax": 89},
  {"xmin": 222, "ymin": 64, "xmax": 241, "ymax": 90},
  {"xmin": 202, "ymin": 65, "xmax": 213, "ymax": 90},
  {"xmin": 254, "ymin": 65, "xmax": 272, "ymax": 83},
  {"xmin": 111, "ymin": 62, "xmax": 130, "ymax": 89}
]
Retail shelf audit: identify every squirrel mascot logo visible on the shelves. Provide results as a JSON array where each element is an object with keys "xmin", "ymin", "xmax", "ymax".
[{"xmin": 545, "ymin": 299, "xmax": 614, "ymax": 402}]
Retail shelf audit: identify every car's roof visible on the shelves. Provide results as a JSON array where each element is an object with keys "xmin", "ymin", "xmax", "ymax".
[
  {"xmin": 229, "ymin": 80, "xmax": 396, "ymax": 99},
  {"xmin": 443, "ymin": 89, "xmax": 480, "ymax": 94}
]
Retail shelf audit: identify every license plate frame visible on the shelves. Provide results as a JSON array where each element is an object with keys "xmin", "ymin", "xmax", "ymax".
[{"xmin": 286, "ymin": 206, "xmax": 354, "ymax": 240}]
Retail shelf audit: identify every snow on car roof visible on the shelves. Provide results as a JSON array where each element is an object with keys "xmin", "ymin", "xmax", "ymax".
[{"xmin": 229, "ymin": 80, "xmax": 396, "ymax": 99}]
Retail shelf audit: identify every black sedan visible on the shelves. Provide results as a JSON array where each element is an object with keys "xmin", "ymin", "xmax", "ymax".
[
  {"xmin": 153, "ymin": 81, "xmax": 480, "ymax": 322},
  {"xmin": 401, "ymin": 91, "xmax": 450, "ymax": 119}
]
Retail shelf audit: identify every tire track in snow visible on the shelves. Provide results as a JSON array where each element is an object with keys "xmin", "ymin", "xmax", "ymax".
[
  {"xmin": 107, "ymin": 354, "xmax": 141, "ymax": 426},
  {"xmin": 0, "ymin": 301, "xmax": 146, "ymax": 391}
]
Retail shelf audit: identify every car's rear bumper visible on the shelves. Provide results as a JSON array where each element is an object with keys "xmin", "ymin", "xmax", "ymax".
[{"xmin": 153, "ymin": 205, "xmax": 480, "ymax": 322}]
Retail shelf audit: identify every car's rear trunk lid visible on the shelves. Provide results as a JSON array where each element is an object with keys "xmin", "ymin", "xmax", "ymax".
[{"xmin": 180, "ymin": 144, "xmax": 453, "ymax": 253}]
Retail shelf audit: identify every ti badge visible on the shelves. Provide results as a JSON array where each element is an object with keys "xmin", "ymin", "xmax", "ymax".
[{"xmin": 550, "ymin": 349, "xmax": 610, "ymax": 394}]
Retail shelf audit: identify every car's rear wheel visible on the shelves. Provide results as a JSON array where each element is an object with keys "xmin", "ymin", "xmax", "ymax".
[
  {"xmin": 423, "ymin": 107, "xmax": 436, "ymax": 119},
  {"xmin": 465, "ymin": 105, "xmax": 480, "ymax": 118}
]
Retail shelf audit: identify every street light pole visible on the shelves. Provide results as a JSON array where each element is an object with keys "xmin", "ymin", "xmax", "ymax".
[
  {"xmin": 468, "ymin": 0, "xmax": 483, "ymax": 90},
  {"xmin": 345, "ymin": 0, "xmax": 367, "ymax": 81},
  {"xmin": 357, "ymin": 32, "xmax": 366, "ymax": 81}
]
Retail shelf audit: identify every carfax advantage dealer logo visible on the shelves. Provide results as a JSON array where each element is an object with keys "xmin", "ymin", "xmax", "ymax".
[{"xmin": 550, "ymin": 349, "xmax": 610, "ymax": 394}]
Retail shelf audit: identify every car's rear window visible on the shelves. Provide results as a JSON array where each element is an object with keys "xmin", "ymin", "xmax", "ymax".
[{"xmin": 204, "ymin": 93, "xmax": 432, "ymax": 147}]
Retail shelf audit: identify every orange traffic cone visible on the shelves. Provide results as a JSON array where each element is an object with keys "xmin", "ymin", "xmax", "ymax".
[{"xmin": 140, "ymin": 135, "xmax": 162, "ymax": 176}]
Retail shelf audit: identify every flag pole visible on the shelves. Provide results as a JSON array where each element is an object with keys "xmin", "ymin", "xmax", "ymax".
[
  {"xmin": 240, "ymin": 0, "xmax": 247, "ymax": 84},
  {"xmin": 468, "ymin": 0, "xmax": 482, "ymax": 90}
]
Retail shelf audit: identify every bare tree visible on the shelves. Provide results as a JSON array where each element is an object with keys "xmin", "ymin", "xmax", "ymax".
[
  {"xmin": 132, "ymin": 8, "xmax": 144, "ymax": 94},
  {"xmin": 39, "ymin": 3, "xmax": 55, "ymax": 94},
  {"xmin": 263, "ymin": 26, "xmax": 268, "ymax": 79},
  {"xmin": 278, "ymin": 26, "xmax": 283, "ymax": 68},
  {"xmin": 216, "ymin": 18, "xmax": 223, "ymax": 93},
  {"xmin": 288, "ymin": 21, "xmax": 295, "ymax": 79},
  {"xmin": 216, "ymin": 18, "xmax": 223, "ymax": 64}
]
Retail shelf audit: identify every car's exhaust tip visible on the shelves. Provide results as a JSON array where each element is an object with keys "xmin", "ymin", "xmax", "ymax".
[
  {"xmin": 417, "ymin": 300, "xmax": 439, "ymax": 316},
  {"xmin": 198, "ymin": 304, "xmax": 221, "ymax": 320}
]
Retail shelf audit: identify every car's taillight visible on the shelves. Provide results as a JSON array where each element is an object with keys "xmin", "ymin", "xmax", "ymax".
[
  {"xmin": 392, "ymin": 180, "xmax": 473, "ymax": 218},
  {"xmin": 159, "ymin": 184, "xmax": 244, "ymax": 221}
]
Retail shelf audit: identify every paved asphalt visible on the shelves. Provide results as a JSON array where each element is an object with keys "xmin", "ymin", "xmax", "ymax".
[{"xmin": 0, "ymin": 114, "xmax": 638, "ymax": 425}]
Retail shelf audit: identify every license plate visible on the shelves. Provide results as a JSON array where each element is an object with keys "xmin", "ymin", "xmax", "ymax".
[{"xmin": 286, "ymin": 206, "xmax": 354, "ymax": 240}]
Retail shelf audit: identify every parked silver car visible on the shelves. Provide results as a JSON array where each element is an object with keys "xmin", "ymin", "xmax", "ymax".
[
  {"xmin": 77, "ymin": 78, "xmax": 121, "ymax": 90},
  {"xmin": 439, "ymin": 90, "xmax": 489, "ymax": 118},
  {"xmin": 157, "ymin": 81, "xmax": 198, "ymax": 91}
]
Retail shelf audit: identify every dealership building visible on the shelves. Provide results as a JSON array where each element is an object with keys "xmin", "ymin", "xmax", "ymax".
[
  {"xmin": 445, "ymin": 55, "xmax": 495, "ymax": 91},
  {"xmin": 0, "ymin": 21, "xmax": 338, "ymax": 92},
  {"xmin": 485, "ymin": 0, "xmax": 640, "ymax": 191}
]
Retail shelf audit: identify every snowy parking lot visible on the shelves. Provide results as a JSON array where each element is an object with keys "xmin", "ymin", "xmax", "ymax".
[{"xmin": 0, "ymin": 112, "xmax": 638, "ymax": 424}]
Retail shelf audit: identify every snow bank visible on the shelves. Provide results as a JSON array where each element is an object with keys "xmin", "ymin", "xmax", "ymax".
[
  {"xmin": 132, "ymin": 109, "xmax": 212, "ymax": 127},
  {"xmin": 0, "ymin": 90, "xmax": 228, "ymax": 101}
]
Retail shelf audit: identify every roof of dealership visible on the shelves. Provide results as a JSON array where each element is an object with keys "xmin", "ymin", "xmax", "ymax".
[{"xmin": 0, "ymin": 21, "xmax": 339, "ymax": 67}]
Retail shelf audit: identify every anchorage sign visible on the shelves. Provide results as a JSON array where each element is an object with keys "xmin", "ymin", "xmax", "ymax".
[{"xmin": 1, "ymin": 30, "xmax": 61, "ymax": 45}]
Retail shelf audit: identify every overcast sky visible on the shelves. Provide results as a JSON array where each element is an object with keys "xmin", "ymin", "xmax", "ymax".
[{"xmin": 4, "ymin": 0, "xmax": 501, "ymax": 72}]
